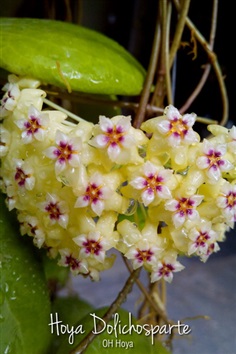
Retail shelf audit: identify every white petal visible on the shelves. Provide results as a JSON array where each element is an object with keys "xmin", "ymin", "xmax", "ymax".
[
  {"xmin": 91, "ymin": 199, "xmax": 104, "ymax": 216},
  {"xmin": 207, "ymin": 165, "xmax": 221, "ymax": 181},
  {"xmin": 166, "ymin": 105, "xmax": 181, "ymax": 120},
  {"xmin": 25, "ymin": 176, "xmax": 35, "ymax": 190},
  {"xmin": 130, "ymin": 177, "xmax": 147, "ymax": 190},
  {"xmin": 121, "ymin": 134, "xmax": 135, "ymax": 148},
  {"xmin": 196, "ymin": 156, "xmax": 210, "ymax": 169},
  {"xmin": 99, "ymin": 116, "xmax": 113, "ymax": 132},
  {"xmin": 58, "ymin": 214, "xmax": 68, "ymax": 229},
  {"xmin": 216, "ymin": 196, "xmax": 228, "ymax": 208},
  {"xmin": 95, "ymin": 249, "xmax": 106, "ymax": 263},
  {"xmin": 92, "ymin": 134, "xmax": 109, "ymax": 148},
  {"xmin": 168, "ymin": 133, "xmax": 181, "ymax": 147},
  {"xmin": 157, "ymin": 185, "xmax": 171, "ymax": 199},
  {"xmin": 164, "ymin": 272, "xmax": 174, "ymax": 283},
  {"xmin": 165, "ymin": 199, "xmax": 179, "ymax": 211},
  {"xmin": 44, "ymin": 146, "xmax": 57, "ymax": 159},
  {"xmin": 55, "ymin": 159, "xmax": 66, "ymax": 174},
  {"xmin": 188, "ymin": 243, "xmax": 198, "ymax": 255},
  {"xmin": 151, "ymin": 271, "xmax": 161, "ymax": 283},
  {"xmin": 184, "ymin": 130, "xmax": 199, "ymax": 144},
  {"xmin": 21, "ymin": 131, "xmax": 33, "ymax": 144},
  {"xmin": 187, "ymin": 209, "xmax": 199, "ymax": 221},
  {"xmin": 116, "ymin": 116, "xmax": 131, "ymax": 132},
  {"xmin": 215, "ymin": 144, "xmax": 227, "ymax": 156},
  {"xmin": 75, "ymin": 196, "xmax": 90, "ymax": 208},
  {"xmin": 144, "ymin": 161, "xmax": 157, "ymax": 176},
  {"xmin": 173, "ymin": 212, "xmax": 186, "ymax": 228},
  {"xmin": 182, "ymin": 113, "xmax": 196, "ymax": 127},
  {"xmin": 173, "ymin": 261, "xmax": 185, "ymax": 272},
  {"xmin": 34, "ymin": 129, "xmax": 45, "ymax": 141},
  {"xmin": 73, "ymin": 234, "xmax": 87, "ymax": 247},
  {"xmin": 157, "ymin": 120, "xmax": 170, "ymax": 134},
  {"xmin": 219, "ymin": 159, "xmax": 233, "ymax": 172},
  {"xmin": 55, "ymin": 130, "xmax": 68, "ymax": 145},
  {"xmin": 69, "ymin": 154, "xmax": 81, "ymax": 167},
  {"xmin": 142, "ymin": 189, "xmax": 155, "ymax": 206},
  {"xmin": 191, "ymin": 195, "xmax": 204, "ymax": 206},
  {"xmin": 107, "ymin": 143, "xmax": 121, "ymax": 160}
]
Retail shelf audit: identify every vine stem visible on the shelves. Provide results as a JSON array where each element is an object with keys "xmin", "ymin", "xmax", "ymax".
[
  {"xmin": 69, "ymin": 268, "xmax": 141, "ymax": 354},
  {"xmin": 133, "ymin": 6, "xmax": 161, "ymax": 129},
  {"xmin": 43, "ymin": 98, "xmax": 85, "ymax": 123}
]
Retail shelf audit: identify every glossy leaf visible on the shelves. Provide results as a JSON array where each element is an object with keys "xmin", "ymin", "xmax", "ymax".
[
  {"xmin": 0, "ymin": 193, "xmax": 51, "ymax": 354},
  {"xmin": 0, "ymin": 18, "xmax": 146, "ymax": 95}
]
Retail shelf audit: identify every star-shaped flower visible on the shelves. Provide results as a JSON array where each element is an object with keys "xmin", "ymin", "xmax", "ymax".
[
  {"xmin": 165, "ymin": 194, "xmax": 203, "ymax": 228},
  {"xmin": 39, "ymin": 193, "xmax": 69, "ymax": 228},
  {"xmin": 151, "ymin": 254, "xmax": 184, "ymax": 283},
  {"xmin": 156, "ymin": 105, "xmax": 199, "ymax": 147},
  {"xmin": 0, "ymin": 82, "xmax": 20, "ymax": 118},
  {"xmin": 196, "ymin": 140, "xmax": 233, "ymax": 183},
  {"xmin": 44, "ymin": 130, "xmax": 82, "ymax": 174},
  {"xmin": 89, "ymin": 115, "xmax": 136, "ymax": 162},
  {"xmin": 15, "ymin": 105, "xmax": 49, "ymax": 144},
  {"xmin": 74, "ymin": 172, "xmax": 111, "ymax": 216},
  {"xmin": 129, "ymin": 161, "xmax": 173, "ymax": 206}
]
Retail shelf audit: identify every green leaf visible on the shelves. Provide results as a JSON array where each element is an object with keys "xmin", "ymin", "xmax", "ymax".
[
  {"xmin": 0, "ymin": 18, "xmax": 146, "ymax": 95},
  {"xmin": 0, "ymin": 193, "xmax": 51, "ymax": 354},
  {"xmin": 56, "ymin": 307, "xmax": 171, "ymax": 354},
  {"xmin": 41, "ymin": 250, "xmax": 70, "ymax": 290}
]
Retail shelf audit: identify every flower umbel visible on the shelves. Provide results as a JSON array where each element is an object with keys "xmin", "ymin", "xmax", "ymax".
[{"xmin": 0, "ymin": 75, "xmax": 235, "ymax": 283}]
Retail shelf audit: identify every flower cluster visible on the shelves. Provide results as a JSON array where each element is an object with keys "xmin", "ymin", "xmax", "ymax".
[{"xmin": 1, "ymin": 75, "xmax": 235, "ymax": 282}]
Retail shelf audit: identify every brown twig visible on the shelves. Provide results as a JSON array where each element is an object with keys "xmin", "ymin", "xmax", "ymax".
[
  {"xmin": 133, "ymin": 6, "xmax": 161, "ymax": 128},
  {"xmin": 122, "ymin": 256, "xmax": 170, "ymax": 324},
  {"xmin": 172, "ymin": 0, "xmax": 228, "ymax": 125},
  {"xmin": 69, "ymin": 268, "xmax": 141, "ymax": 354}
]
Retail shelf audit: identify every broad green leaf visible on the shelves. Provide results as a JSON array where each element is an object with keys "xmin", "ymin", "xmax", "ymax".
[
  {"xmin": 0, "ymin": 193, "xmax": 51, "ymax": 354},
  {"xmin": 56, "ymin": 307, "xmax": 171, "ymax": 354},
  {"xmin": 0, "ymin": 18, "xmax": 146, "ymax": 95},
  {"xmin": 41, "ymin": 250, "xmax": 70, "ymax": 291}
]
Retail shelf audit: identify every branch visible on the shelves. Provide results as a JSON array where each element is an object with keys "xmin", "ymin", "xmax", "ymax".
[
  {"xmin": 172, "ymin": 0, "xmax": 228, "ymax": 125},
  {"xmin": 70, "ymin": 268, "xmax": 141, "ymax": 354},
  {"xmin": 133, "ymin": 6, "xmax": 161, "ymax": 128}
]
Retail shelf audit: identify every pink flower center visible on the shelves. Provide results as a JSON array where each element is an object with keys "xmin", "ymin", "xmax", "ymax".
[
  {"xmin": 45, "ymin": 202, "xmax": 62, "ymax": 220},
  {"xmin": 15, "ymin": 167, "xmax": 29, "ymax": 186},
  {"xmin": 195, "ymin": 232, "xmax": 210, "ymax": 246},
  {"xmin": 176, "ymin": 198, "xmax": 194, "ymax": 216},
  {"xmin": 105, "ymin": 126, "xmax": 125, "ymax": 147},
  {"xmin": 144, "ymin": 174, "xmax": 163, "ymax": 192},
  {"xmin": 65, "ymin": 255, "xmax": 81, "ymax": 270},
  {"xmin": 226, "ymin": 192, "xmax": 236, "ymax": 209},
  {"xmin": 168, "ymin": 118, "xmax": 188, "ymax": 138},
  {"xmin": 135, "ymin": 248, "xmax": 154, "ymax": 263},
  {"xmin": 206, "ymin": 150, "xmax": 224, "ymax": 169},
  {"xmin": 159, "ymin": 263, "xmax": 174, "ymax": 276},
  {"xmin": 24, "ymin": 116, "xmax": 41, "ymax": 135},
  {"xmin": 54, "ymin": 142, "xmax": 75, "ymax": 162},
  {"xmin": 83, "ymin": 239, "xmax": 102, "ymax": 255},
  {"xmin": 84, "ymin": 183, "xmax": 102, "ymax": 204}
]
